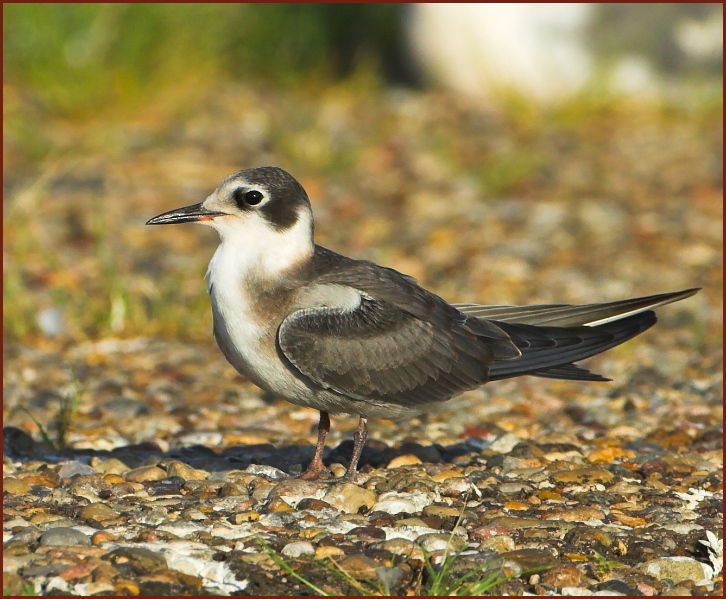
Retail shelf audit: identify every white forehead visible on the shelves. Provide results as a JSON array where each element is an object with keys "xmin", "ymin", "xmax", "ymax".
[{"xmin": 218, "ymin": 175, "xmax": 272, "ymax": 198}]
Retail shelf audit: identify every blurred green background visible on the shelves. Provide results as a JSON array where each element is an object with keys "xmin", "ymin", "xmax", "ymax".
[{"xmin": 3, "ymin": 4, "xmax": 722, "ymax": 347}]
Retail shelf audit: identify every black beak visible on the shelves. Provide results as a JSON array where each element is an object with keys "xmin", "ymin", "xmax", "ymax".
[{"xmin": 146, "ymin": 202, "xmax": 225, "ymax": 225}]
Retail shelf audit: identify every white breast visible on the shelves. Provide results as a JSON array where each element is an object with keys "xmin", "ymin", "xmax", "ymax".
[{"xmin": 206, "ymin": 241, "xmax": 274, "ymax": 389}]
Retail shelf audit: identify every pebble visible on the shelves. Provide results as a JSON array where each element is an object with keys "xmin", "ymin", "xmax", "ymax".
[
  {"xmin": 545, "ymin": 506, "xmax": 605, "ymax": 522},
  {"xmin": 91, "ymin": 531, "xmax": 116, "ymax": 545},
  {"xmin": 269, "ymin": 498, "xmax": 294, "ymax": 513},
  {"xmin": 95, "ymin": 458, "xmax": 129, "ymax": 475},
  {"xmin": 371, "ymin": 496, "xmax": 418, "ymax": 515},
  {"xmin": 80, "ymin": 503, "xmax": 118, "ymax": 522},
  {"xmin": 638, "ymin": 557, "xmax": 713, "ymax": 584},
  {"xmin": 324, "ymin": 482, "xmax": 377, "ymax": 514},
  {"xmin": 501, "ymin": 548, "xmax": 559, "ymax": 571},
  {"xmin": 58, "ymin": 461, "xmax": 96, "ymax": 479},
  {"xmin": 371, "ymin": 491, "xmax": 438, "ymax": 515},
  {"xmin": 338, "ymin": 555, "xmax": 380, "ymax": 580},
  {"xmin": 315, "ymin": 545, "xmax": 346, "ymax": 559},
  {"xmin": 387, "ymin": 454, "xmax": 423, "ymax": 468},
  {"xmin": 541, "ymin": 564, "xmax": 587, "ymax": 588},
  {"xmin": 374, "ymin": 538, "xmax": 425, "ymax": 560},
  {"xmin": 478, "ymin": 535, "xmax": 516, "ymax": 553},
  {"xmin": 231, "ymin": 511, "xmax": 260, "ymax": 524},
  {"xmin": 18, "ymin": 471, "xmax": 59, "ymax": 488},
  {"xmin": 430, "ymin": 469, "xmax": 464, "ymax": 482},
  {"xmin": 166, "ymin": 460, "xmax": 208, "ymax": 481},
  {"xmin": 489, "ymin": 433, "xmax": 521, "ymax": 453},
  {"xmin": 416, "ymin": 532, "xmax": 467, "ymax": 553},
  {"xmin": 3, "ymin": 477, "xmax": 30, "ymax": 495},
  {"xmin": 268, "ymin": 479, "xmax": 327, "ymax": 508},
  {"xmin": 281, "ymin": 541, "xmax": 315, "ymax": 558},
  {"xmin": 39, "ymin": 527, "xmax": 92, "ymax": 547},
  {"xmin": 106, "ymin": 546, "xmax": 168, "ymax": 573},
  {"xmin": 551, "ymin": 468, "xmax": 615, "ymax": 485},
  {"xmin": 244, "ymin": 464, "xmax": 287, "ymax": 479},
  {"xmin": 500, "ymin": 482, "xmax": 534, "ymax": 494},
  {"xmin": 124, "ymin": 465, "xmax": 167, "ymax": 482}
]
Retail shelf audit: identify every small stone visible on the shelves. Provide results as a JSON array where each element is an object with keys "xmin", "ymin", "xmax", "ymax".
[
  {"xmin": 430, "ymin": 470, "xmax": 464, "ymax": 482},
  {"xmin": 545, "ymin": 507, "xmax": 605, "ymax": 523},
  {"xmin": 324, "ymin": 482, "xmax": 377, "ymax": 514},
  {"xmin": 245, "ymin": 464, "xmax": 287, "ymax": 479},
  {"xmin": 612, "ymin": 513, "xmax": 648, "ymax": 527},
  {"xmin": 551, "ymin": 468, "xmax": 614, "ymax": 485},
  {"xmin": 218, "ymin": 483, "xmax": 248, "ymax": 497},
  {"xmin": 638, "ymin": 557, "xmax": 713, "ymax": 584},
  {"xmin": 251, "ymin": 480, "xmax": 277, "ymax": 501},
  {"xmin": 269, "ymin": 498, "xmax": 294, "ymax": 513},
  {"xmin": 106, "ymin": 547, "xmax": 167, "ymax": 574},
  {"xmin": 91, "ymin": 531, "xmax": 116, "ymax": 545},
  {"xmin": 297, "ymin": 498, "xmax": 333, "ymax": 511},
  {"xmin": 338, "ymin": 555, "xmax": 380, "ymax": 580},
  {"xmin": 58, "ymin": 461, "xmax": 96, "ymax": 479},
  {"xmin": 387, "ymin": 454, "xmax": 423, "ymax": 468},
  {"xmin": 504, "ymin": 501, "xmax": 530, "ymax": 511},
  {"xmin": 40, "ymin": 527, "xmax": 92, "ymax": 547},
  {"xmin": 3, "ymin": 477, "xmax": 30, "ymax": 495},
  {"xmin": 166, "ymin": 460, "xmax": 208, "ymax": 481},
  {"xmin": 80, "ymin": 503, "xmax": 118, "ymax": 522},
  {"xmin": 231, "ymin": 511, "xmax": 259, "ymax": 524},
  {"xmin": 500, "ymin": 548, "xmax": 559, "ymax": 571},
  {"xmin": 541, "ymin": 564, "xmax": 587, "ymax": 588},
  {"xmin": 348, "ymin": 526, "xmax": 386, "ymax": 541},
  {"xmin": 423, "ymin": 505, "xmax": 461, "ymax": 519},
  {"xmin": 281, "ymin": 541, "xmax": 315, "ymax": 558},
  {"xmin": 478, "ymin": 535, "xmax": 516, "ymax": 553},
  {"xmin": 471, "ymin": 523, "xmax": 514, "ymax": 540},
  {"xmin": 147, "ymin": 476, "xmax": 185, "ymax": 496},
  {"xmin": 8, "ymin": 525, "xmax": 42, "ymax": 544},
  {"xmin": 124, "ymin": 465, "xmax": 167, "ymax": 482},
  {"xmin": 375, "ymin": 538, "xmax": 424, "ymax": 560},
  {"xmin": 315, "ymin": 545, "xmax": 346, "ymax": 559},
  {"xmin": 268, "ymin": 479, "xmax": 327, "ymax": 508},
  {"xmin": 417, "ymin": 533, "xmax": 467, "ymax": 553},
  {"xmin": 330, "ymin": 463, "xmax": 347, "ymax": 478},
  {"xmin": 18, "ymin": 470, "xmax": 59, "ymax": 488},
  {"xmin": 500, "ymin": 482, "xmax": 534, "ymax": 494},
  {"xmin": 587, "ymin": 447, "xmax": 635, "ymax": 463},
  {"xmin": 489, "ymin": 433, "xmax": 521, "ymax": 453},
  {"xmin": 30, "ymin": 513, "xmax": 70, "ymax": 526},
  {"xmin": 95, "ymin": 459, "xmax": 129, "ymax": 475}
]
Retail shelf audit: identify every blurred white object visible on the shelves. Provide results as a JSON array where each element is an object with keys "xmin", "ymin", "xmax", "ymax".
[
  {"xmin": 408, "ymin": 4, "xmax": 592, "ymax": 101},
  {"xmin": 407, "ymin": 3, "xmax": 723, "ymax": 102},
  {"xmin": 37, "ymin": 307, "xmax": 64, "ymax": 338}
]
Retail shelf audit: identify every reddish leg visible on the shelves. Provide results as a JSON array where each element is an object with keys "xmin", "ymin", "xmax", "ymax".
[
  {"xmin": 343, "ymin": 417, "xmax": 368, "ymax": 482},
  {"xmin": 297, "ymin": 410, "xmax": 331, "ymax": 479}
]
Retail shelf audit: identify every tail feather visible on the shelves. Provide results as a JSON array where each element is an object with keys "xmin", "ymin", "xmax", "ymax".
[
  {"xmin": 526, "ymin": 364, "xmax": 611, "ymax": 382},
  {"xmin": 457, "ymin": 288, "xmax": 699, "ymax": 327},
  {"xmin": 486, "ymin": 311, "xmax": 656, "ymax": 380}
]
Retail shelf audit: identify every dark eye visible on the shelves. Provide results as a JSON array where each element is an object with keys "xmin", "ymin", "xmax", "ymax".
[
  {"xmin": 244, "ymin": 190, "xmax": 263, "ymax": 205},
  {"xmin": 233, "ymin": 189, "xmax": 264, "ymax": 208}
]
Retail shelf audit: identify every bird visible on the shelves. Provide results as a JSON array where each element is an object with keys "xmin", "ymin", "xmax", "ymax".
[{"xmin": 147, "ymin": 166, "xmax": 700, "ymax": 481}]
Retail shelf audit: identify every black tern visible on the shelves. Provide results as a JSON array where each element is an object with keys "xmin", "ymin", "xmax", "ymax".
[{"xmin": 147, "ymin": 166, "xmax": 699, "ymax": 481}]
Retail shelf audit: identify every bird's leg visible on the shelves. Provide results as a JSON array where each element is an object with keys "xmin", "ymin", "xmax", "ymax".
[
  {"xmin": 343, "ymin": 417, "xmax": 368, "ymax": 482},
  {"xmin": 297, "ymin": 410, "xmax": 331, "ymax": 479}
]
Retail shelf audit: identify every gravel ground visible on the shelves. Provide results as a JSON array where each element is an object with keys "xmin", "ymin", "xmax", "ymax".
[{"xmin": 4, "ymin": 87, "xmax": 723, "ymax": 596}]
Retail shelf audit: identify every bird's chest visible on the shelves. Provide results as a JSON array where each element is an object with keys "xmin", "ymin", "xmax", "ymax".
[{"xmin": 206, "ymin": 248, "xmax": 292, "ymax": 390}]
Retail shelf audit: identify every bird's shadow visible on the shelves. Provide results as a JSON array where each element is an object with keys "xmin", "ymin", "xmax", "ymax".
[{"xmin": 3, "ymin": 426, "xmax": 486, "ymax": 478}]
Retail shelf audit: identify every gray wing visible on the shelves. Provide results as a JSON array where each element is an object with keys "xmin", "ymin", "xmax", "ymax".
[
  {"xmin": 454, "ymin": 288, "xmax": 699, "ymax": 327},
  {"xmin": 278, "ymin": 263, "xmax": 521, "ymax": 408}
]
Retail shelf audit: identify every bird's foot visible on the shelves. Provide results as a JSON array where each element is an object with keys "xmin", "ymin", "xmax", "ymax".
[{"xmin": 295, "ymin": 459, "xmax": 331, "ymax": 480}]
